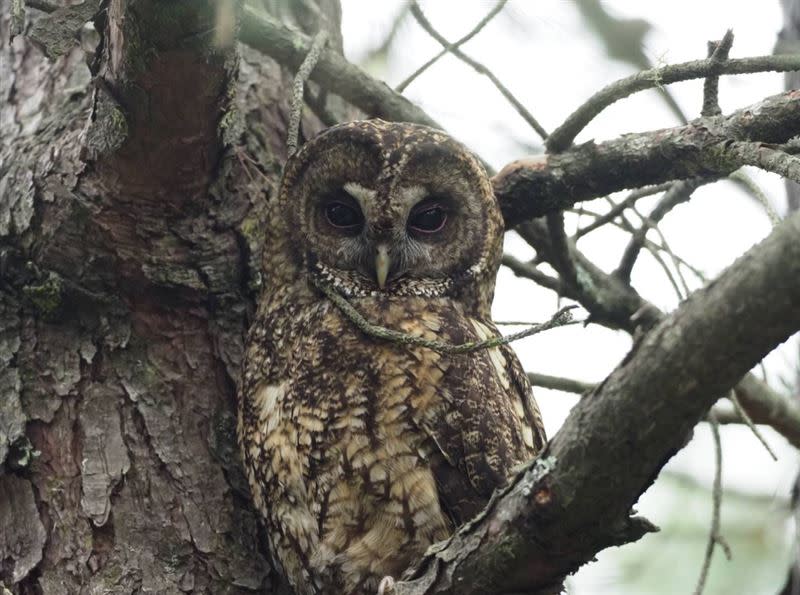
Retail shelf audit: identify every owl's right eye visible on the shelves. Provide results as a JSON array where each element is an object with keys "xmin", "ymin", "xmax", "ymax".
[{"xmin": 324, "ymin": 201, "xmax": 364, "ymax": 233}]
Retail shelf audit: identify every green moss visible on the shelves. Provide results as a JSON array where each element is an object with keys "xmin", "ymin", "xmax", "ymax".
[
  {"xmin": 23, "ymin": 273, "xmax": 63, "ymax": 318},
  {"xmin": 239, "ymin": 215, "xmax": 261, "ymax": 243}
]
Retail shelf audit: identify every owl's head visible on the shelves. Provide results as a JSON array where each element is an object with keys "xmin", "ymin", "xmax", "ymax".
[{"xmin": 278, "ymin": 120, "xmax": 503, "ymax": 310}]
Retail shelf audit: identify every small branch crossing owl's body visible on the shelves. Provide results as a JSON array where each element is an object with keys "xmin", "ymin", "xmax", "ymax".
[{"xmin": 239, "ymin": 120, "xmax": 546, "ymax": 594}]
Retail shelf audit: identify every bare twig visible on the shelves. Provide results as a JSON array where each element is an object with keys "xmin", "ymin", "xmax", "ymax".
[
  {"xmin": 239, "ymin": 13, "xmax": 800, "ymax": 223},
  {"xmin": 513, "ymin": 216, "xmax": 800, "ymax": 455},
  {"xmin": 546, "ymin": 53, "xmax": 800, "ymax": 152},
  {"xmin": 631, "ymin": 205, "xmax": 692, "ymax": 297},
  {"xmin": 362, "ymin": 3, "xmax": 411, "ymax": 65},
  {"xmin": 409, "ymin": 1, "xmax": 548, "ymax": 140},
  {"xmin": 728, "ymin": 390, "xmax": 778, "ymax": 460},
  {"xmin": 501, "ymin": 253, "xmax": 562, "ymax": 292},
  {"xmin": 692, "ymin": 413, "xmax": 732, "ymax": 595},
  {"xmin": 527, "ymin": 372, "xmax": 595, "ymax": 395},
  {"xmin": 616, "ymin": 178, "xmax": 707, "ymax": 282},
  {"xmin": 701, "ymin": 30, "xmax": 735, "ymax": 117},
  {"xmin": 730, "ymin": 170, "xmax": 782, "ymax": 226},
  {"xmin": 315, "ymin": 279, "xmax": 578, "ymax": 355},
  {"xmin": 396, "ymin": 1, "xmax": 507, "ymax": 92},
  {"xmin": 574, "ymin": 183, "xmax": 672, "ymax": 239}
]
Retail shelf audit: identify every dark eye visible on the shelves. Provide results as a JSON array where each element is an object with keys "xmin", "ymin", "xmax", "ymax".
[
  {"xmin": 408, "ymin": 204, "xmax": 447, "ymax": 234},
  {"xmin": 325, "ymin": 201, "xmax": 364, "ymax": 232}
]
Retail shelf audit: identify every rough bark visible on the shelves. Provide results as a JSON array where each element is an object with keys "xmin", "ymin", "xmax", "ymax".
[
  {"xmin": 494, "ymin": 90, "xmax": 800, "ymax": 226},
  {"xmin": 0, "ymin": 0, "xmax": 337, "ymax": 592},
  {"xmin": 777, "ymin": 2, "xmax": 800, "ymax": 593}
]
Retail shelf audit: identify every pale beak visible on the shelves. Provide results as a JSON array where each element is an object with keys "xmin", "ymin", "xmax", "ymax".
[{"xmin": 375, "ymin": 244, "xmax": 390, "ymax": 289}]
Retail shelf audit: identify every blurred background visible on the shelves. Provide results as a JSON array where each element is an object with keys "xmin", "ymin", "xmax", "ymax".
[{"xmin": 339, "ymin": 2, "xmax": 797, "ymax": 594}]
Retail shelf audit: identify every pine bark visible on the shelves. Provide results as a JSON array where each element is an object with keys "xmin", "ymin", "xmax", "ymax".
[{"xmin": 0, "ymin": 1, "xmax": 340, "ymax": 592}]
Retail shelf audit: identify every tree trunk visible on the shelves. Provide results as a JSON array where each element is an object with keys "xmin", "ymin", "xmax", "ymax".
[{"xmin": 0, "ymin": 1, "xmax": 339, "ymax": 592}]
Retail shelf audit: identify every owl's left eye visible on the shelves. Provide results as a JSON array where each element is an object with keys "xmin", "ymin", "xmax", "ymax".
[{"xmin": 408, "ymin": 203, "xmax": 447, "ymax": 234}]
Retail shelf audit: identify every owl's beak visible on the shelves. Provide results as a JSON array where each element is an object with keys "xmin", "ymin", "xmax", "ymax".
[{"xmin": 375, "ymin": 244, "xmax": 390, "ymax": 289}]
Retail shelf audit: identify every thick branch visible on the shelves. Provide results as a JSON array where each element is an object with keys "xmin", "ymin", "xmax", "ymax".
[
  {"xmin": 239, "ymin": 5, "xmax": 440, "ymax": 128},
  {"xmin": 393, "ymin": 204, "xmax": 800, "ymax": 595},
  {"xmin": 494, "ymin": 90, "xmax": 800, "ymax": 227}
]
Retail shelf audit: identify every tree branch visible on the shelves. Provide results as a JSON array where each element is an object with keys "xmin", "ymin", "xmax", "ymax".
[
  {"xmin": 494, "ymin": 90, "xmax": 800, "ymax": 227},
  {"xmin": 239, "ymin": 5, "xmax": 441, "ymax": 128},
  {"xmin": 546, "ymin": 53, "xmax": 800, "ymax": 152},
  {"xmin": 392, "ymin": 207, "xmax": 800, "ymax": 595}
]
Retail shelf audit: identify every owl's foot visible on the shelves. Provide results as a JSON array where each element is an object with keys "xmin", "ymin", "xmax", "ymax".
[{"xmin": 377, "ymin": 575, "xmax": 395, "ymax": 594}]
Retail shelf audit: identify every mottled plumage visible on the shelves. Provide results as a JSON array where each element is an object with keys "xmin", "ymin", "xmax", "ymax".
[{"xmin": 239, "ymin": 120, "xmax": 546, "ymax": 594}]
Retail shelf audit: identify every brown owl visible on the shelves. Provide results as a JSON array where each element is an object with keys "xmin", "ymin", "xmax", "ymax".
[{"xmin": 238, "ymin": 120, "xmax": 546, "ymax": 595}]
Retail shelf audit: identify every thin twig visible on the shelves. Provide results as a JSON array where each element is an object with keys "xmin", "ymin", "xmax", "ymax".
[
  {"xmin": 501, "ymin": 253, "xmax": 562, "ymax": 292},
  {"xmin": 409, "ymin": 1, "xmax": 548, "ymax": 140},
  {"xmin": 574, "ymin": 183, "xmax": 672, "ymax": 239},
  {"xmin": 631, "ymin": 205, "xmax": 691, "ymax": 297},
  {"xmin": 547, "ymin": 53, "xmax": 800, "ymax": 152},
  {"xmin": 728, "ymin": 390, "xmax": 778, "ymax": 461},
  {"xmin": 701, "ymin": 30, "xmax": 734, "ymax": 117},
  {"xmin": 362, "ymin": 3, "xmax": 411, "ymax": 64},
  {"xmin": 396, "ymin": 1, "xmax": 507, "ymax": 92},
  {"xmin": 693, "ymin": 413, "xmax": 732, "ymax": 595},
  {"xmin": 314, "ymin": 278, "xmax": 578, "ymax": 355},
  {"xmin": 616, "ymin": 178, "xmax": 707, "ymax": 282},
  {"xmin": 527, "ymin": 372, "xmax": 595, "ymax": 395},
  {"xmin": 729, "ymin": 170, "xmax": 781, "ymax": 226},
  {"xmin": 287, "ymin": 31, "xmax": 328, "ymax": 157}
]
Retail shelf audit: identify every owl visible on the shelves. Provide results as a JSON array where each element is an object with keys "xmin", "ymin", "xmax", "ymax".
[{"xmin": 238, "ymin": 120, "xmax": 546, "ymax": 595}]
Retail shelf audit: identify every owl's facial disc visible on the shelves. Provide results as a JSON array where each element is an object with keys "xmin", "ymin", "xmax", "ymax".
[
  {"xmin": 312, "ymin": 181, "xmax": 461, "ymax": 290},
  {"xmin": 285, "ymin": 121, "xmax": 502, "ymax": 300}
]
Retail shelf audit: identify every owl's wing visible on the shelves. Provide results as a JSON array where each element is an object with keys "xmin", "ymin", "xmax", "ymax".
[
  {"xmin": 413, "ymin": 318, "xmax": 546, "ymax": 527},
  {"xmin": 500, "ymin": 340, "xmax": 547, "ymax": 453}
]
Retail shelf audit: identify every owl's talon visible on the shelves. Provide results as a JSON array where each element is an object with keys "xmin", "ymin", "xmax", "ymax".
[{"xmin": 377, "ymin": 575, "xmax": 395, "ymax": 595}]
